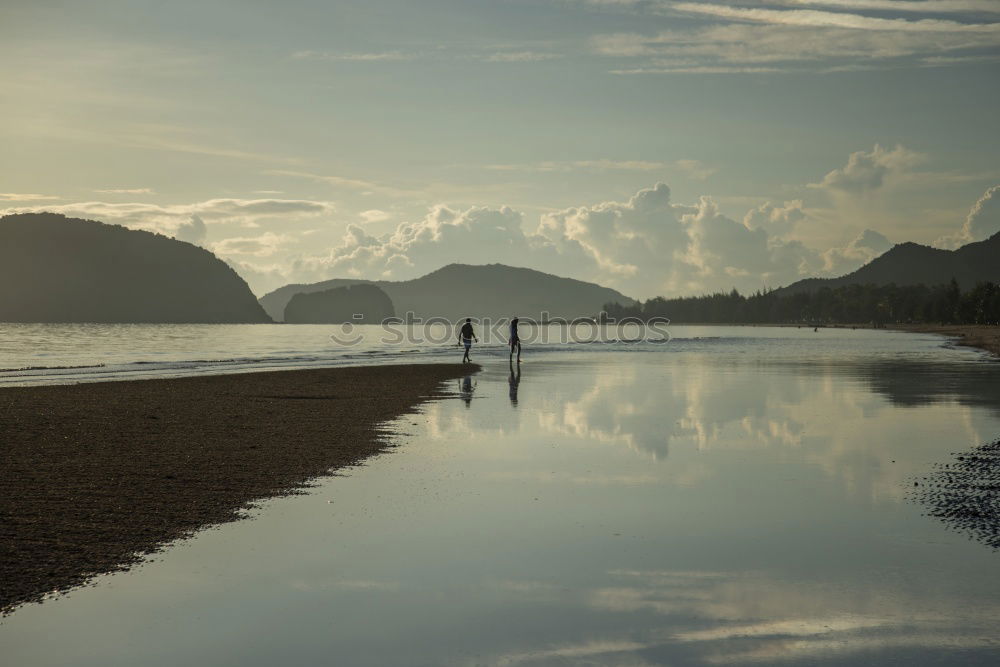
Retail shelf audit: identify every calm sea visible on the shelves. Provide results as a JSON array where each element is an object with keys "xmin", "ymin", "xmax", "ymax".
[
  {"xmin": 0, "ymin": 322, "xmax": 987, "ymax": 386},
  {"xmin": 3, "ymin": 325, "xmax": 999, "ymax": 665}
]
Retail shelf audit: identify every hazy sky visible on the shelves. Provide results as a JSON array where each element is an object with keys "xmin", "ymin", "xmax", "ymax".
[{"xmin": 2, "ymin": 0, "xmax": 998, "ymax": 297}]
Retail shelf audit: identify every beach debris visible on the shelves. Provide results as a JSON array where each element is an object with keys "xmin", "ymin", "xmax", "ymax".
[{"xmin": 910, "ymin": 438, "xmax": 1000, "ymax": 550}]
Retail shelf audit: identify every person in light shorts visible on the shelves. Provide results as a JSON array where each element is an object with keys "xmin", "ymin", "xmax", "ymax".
[{"xmin": 458, "ymin": 318, "xmax": 478, "ymax": 363}]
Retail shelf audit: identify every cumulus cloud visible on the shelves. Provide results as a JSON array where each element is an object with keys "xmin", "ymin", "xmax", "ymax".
[
  {"xmin": 937, "ymin": 184, "xmax": 1000, "ymax": 247},
  {"xmin": 743, "ymin": 200, "xmax": 806, "ymax": 237},
  {"xmin": 252, "ymin": 183, "xmax": 880, "ymax": 299},
  {"xmin": 961, "ymin": 184, "xmax": 1000, "ymax": 242},
  {"xmin": 812, "ymin": 144, "xmax": 925, "ymax": 194},
  {"xmin": 3, "ymin": 184, "xmax": 902, "ymax": 299},
  {"xmin": 173, "ymin": 214, "xmax": 207, "ymax": 245},
  {"xmin": 539, "ymin": 183, "xmax": 694, "ymax": 287},
  {"xmin": 821, "ymin": 228, "xmax": 893, "ymax": 274},
  {"xmin": 682, "ymin": 197, "xmax": 822, "ymax": 290},
  {"xmin": 313, "ymin": 204, "xmax": 549, "ymax": 280}
]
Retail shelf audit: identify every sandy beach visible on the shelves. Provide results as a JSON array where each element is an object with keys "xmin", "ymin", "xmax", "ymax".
[{"xmin": 0, "ymin": 363, "xmax": 475, "ymax": 614}]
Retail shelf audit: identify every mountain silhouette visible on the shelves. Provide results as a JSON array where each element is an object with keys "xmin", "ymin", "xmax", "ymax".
[
  {"xmin": 260, "ymin": 263, "xmax": 635, "ymax": 322},
  {"xmin": 776, "ymin": 232, "xmax": 1000, "ymax": 295},
  {"xmin": 0, "ymin": 213, "xmax": 271, "ymax": 323},
  {"xmin": 284, "ymin": 284, "xmax": 395, "ymax": 324}
]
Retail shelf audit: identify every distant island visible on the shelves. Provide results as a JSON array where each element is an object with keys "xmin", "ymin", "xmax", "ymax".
[
  {"xmin": 260, "ymin": 263, "xmax": 635, "ymax": 322},
  {"xmin": 284, "ymin": 284, "xmax": 395, "ymax": 324},
  {"xmin": 0, "ymin": 213, "xmax": 271, "ymax": 324}
]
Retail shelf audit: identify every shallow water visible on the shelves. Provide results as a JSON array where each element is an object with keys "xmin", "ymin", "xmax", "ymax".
[
  {"xmin": 0, "ymin": 322, "xmax": 987, "ymax": 386},
  {"xmin": 3, "ymin": 330, "xmax": 1000, "ymax": 665}
]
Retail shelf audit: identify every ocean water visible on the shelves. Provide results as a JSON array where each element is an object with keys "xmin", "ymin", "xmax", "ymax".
[
  {"xmin": 0, "ymin": 322, "xmax": 989, "ymax": 386},
  {"xmin": 2, "ymin": 326, "xmax": 1000, "ymax": 665}
]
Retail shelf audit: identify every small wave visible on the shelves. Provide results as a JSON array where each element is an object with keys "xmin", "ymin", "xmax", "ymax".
[{"xmin": 0, "ymin": 363, "xmax": 107, "ymax": 372}]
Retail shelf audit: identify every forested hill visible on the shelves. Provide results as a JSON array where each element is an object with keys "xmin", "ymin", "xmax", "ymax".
[
  {"xmin": 0, "ymin": 213, "xmax": 271, "ymax": 323},
  {"xmin": 776, "ymin": 232, "xmax": 1000, "ymax": 296},
  {"xmin": 259, "ymin": 263, "xmax": 635, "ymax": 322},
  {"xmin": 604, "ymin": 281, "xmax": 1000, "ymax": 325}
]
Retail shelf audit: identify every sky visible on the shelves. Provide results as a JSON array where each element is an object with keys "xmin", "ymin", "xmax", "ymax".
[{"xmin": 1, "ymin": 0, "xmax": 998, "ymax": 298}]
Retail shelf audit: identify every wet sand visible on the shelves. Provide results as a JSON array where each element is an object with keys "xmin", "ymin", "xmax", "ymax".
[
  {"xmin": 912, "ymin": 438, "xmax": 1000, "ymax": 550},
  {"xmin": 0, "ymin": 363, "xmax": 475, "ymax": 614},
  {"xmin": 889, "ymin": 324, "xmax": 1000, "ymax": 358}
]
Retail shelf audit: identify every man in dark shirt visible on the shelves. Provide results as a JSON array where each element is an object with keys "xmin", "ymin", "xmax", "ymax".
[
  {"xmin": 509, "ymin": 317, "xmax": 521, "ymax": 364},
  {"xmin": 458, "ymin": 318, "xmax": 478, "ymax": 363}
]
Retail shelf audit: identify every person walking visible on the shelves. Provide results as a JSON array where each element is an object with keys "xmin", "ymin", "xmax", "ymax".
[
  {"xmin": 458, "ymin": 318, "xmax": 478, "ymax": 363},
  {"xmin": 509, "ymin": 317, "xmax": 521, "ymax": 364}
]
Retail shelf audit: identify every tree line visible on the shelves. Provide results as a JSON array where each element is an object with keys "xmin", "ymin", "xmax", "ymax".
[{"xmin": 603, "ymin": 280, "xmax": 1000, "ymax": 326}]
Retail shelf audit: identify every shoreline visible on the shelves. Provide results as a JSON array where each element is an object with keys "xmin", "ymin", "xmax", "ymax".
[
  {"xmin": 663, "ymin": 322, "xmax": 999, "ymax": 358},
  {"xmin": 885, "ymin": 324, "xmax": 1000, "ymax": 359},
  {"xmin": 0, "ymin": 363, "xmax": 476, "ymax": 615}
]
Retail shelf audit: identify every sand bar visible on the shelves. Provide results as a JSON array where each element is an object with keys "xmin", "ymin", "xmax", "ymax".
[{"xmin": 0, "ymin": 363, "xmax": 475, "ymax": 614}]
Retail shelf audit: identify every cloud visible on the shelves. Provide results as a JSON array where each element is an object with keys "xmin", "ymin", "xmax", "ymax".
[
  {"xmin": 174, "ymin": 214, "xmax": 207, "ymax": 245},
  {"xmin": 566, "ymin": 0, "xmax": 1000, "ymax": 12},
  {"xmin": 1, "ymin": 198, "xmax": 335, "ymax": 237},
  {"xmin": 212, "ymin": 232, "xmax": 291, "ymax": 257},
  {"xmin": 812, "ymin": 144, "xmax": 925, "ymax": 194},
  {"xmin": 743, "ymin": 200, "xmax": 806, "ymax": 237},
  {"xmin": 937, "ymin": 184, "xmax": 1000, "ymax": 247},
  {"xmin": 670, "ymin": 3, "xmax": 1000, "ymax": 32},
  {"xmin": 93, "ymin": 187, "xmax": 154, "ymax": 194},
  {"xmin": 263, "ymin": 183, "xmax": 861, "ymax": 299},
  {"xmin": 681, "ymin": 196, "xmax": 820, "ymax": 289},
  {"xmin": 539, "ymin": 183, "xmax": 693, "ymax": 284},
  {"xmin": 224, "ymin": 259, "xmax": 290, "ymax": 296},
  {"xmin": 592, "ymin": 12, "xmax": 1000, "ymax": 73},
  {"xmin": 2, "ymin": 184, "xmax": 901, "ymax": 299},
  {"xmin": 0, "ymin": 193, "xmax": 59, "ymax": 201},
  {"xmin": 821, "ymin": 228, "xmax": 893, "ymax": 274},
  {"xmin": 611, "ymin": 64, "xmax": 783, "ymax": 74},
  {"xmin": 962, "ymin": 184, "xmax": 1000, "ymax": 241},
  {"xmin": 359, "ymin": 209, "xmax": 391, "ymax": 223},
  {"xmin": 313, "ymin": 204, "xmax": 545, "ymax": 280},
  {"xmin": 779, "ymin": 0, "xmax": 1000, "ymax": 14}
]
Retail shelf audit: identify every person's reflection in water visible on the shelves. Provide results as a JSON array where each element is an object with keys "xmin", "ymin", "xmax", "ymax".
[
  {"xmin": 458, "ymin": 375, "xmax": 476, "ymax": 408},
  {"xmin": 508, "ymin": 360, "xmax": 521, "ymax": 407}
]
